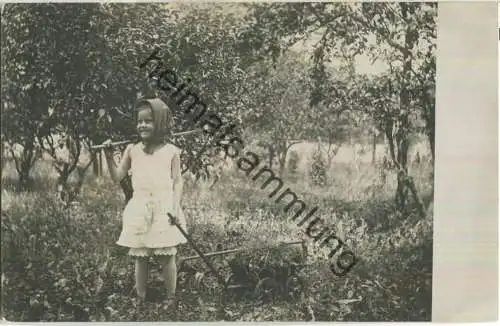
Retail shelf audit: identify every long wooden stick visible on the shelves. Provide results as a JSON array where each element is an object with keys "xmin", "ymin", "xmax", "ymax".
[
  {"xmin": 181, "ymin": 248, "xmax": 242, "ymax": 261},
  {"xmin": 180, "ymin": 240, "xmax": 304, "ymax": 261},
  {"xmin": 173, "ymin": 129, "xmax": 203, "ymax": 137},
  {"xmin": 89, "ymin": 129, "xmax": 203, "ymax": 150},
  {"xmin": 90, "ymin": 140, "xmax": 132, "ymax": 150}
]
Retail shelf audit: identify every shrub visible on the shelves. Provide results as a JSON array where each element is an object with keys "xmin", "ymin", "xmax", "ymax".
[
  {"xmin": 309, "ymin": 148, "xmax": 327, "ymax": 186},
  {"xmin": 1, "ymin": 191, "xmax": 127, "ymax": 321},
  {"xmin": 287, "ymin": 151, "xmax": 300, "ymax": 175}
]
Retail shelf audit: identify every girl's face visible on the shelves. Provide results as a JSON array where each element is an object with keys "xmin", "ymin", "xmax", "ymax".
[{"xmin": 137, "ymin": 106, "xmax": 155, "ymax": 141}]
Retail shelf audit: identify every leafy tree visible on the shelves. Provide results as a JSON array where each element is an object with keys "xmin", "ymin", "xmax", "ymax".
[
  {"xmin": 239, "ymin": 53, "xmax": 313, "ymax": 174},
  {"xmin": 239, "ymin": 2, "xmax": 436, "ymax": 215},
  {"xmin": 305, "ymin": 102, "xmax": 351, "ymax": 167},
  {"xmin": 1, "ymin": 3, "xmax": 171, "ymax": 195},
  {"xmin": 2, "ymin": 3, "xmax": 63, "ymax": 190},
  {"xmin": 2, "ymin": 3, "xmax": 264, "ymax": 193},
  {"xmin": 132, "ymin": 3, "xmax": 254, "ymax": 181}
]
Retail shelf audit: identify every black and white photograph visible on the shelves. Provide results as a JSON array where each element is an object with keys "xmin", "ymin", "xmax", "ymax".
[{"xmin": 1, "ymin": 1, "xmax": 461, "ymax": 322}]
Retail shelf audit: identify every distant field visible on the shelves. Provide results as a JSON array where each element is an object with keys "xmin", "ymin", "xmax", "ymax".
[{"xmin": 288, "ymin": 140, "xmax": 431, "ymax": 164}]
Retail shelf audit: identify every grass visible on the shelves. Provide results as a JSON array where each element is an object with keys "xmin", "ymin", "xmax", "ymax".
[{"xmin": 1, "ymin": 152, "xmax": 433, "ymax": 321}]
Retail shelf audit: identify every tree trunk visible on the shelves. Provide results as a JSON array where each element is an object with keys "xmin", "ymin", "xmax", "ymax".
[
  {"xmin": 395, "ymin": 107, "xmax": 410, "ymax": 209},
  {"xmin": 1, "ymin": 142, "xmax": 6, "ymax": 174},
  {"xmin": 91, "ymin": 151, "xmax": 100, "ymax": 176},
  {"xmin": 14, "ymin": 139, "xmax": 36, "ymax": 191},
  {"xmin": 277, "ymin": 140, "xmax": 288, "ymax": 176},
  {"xmin": 393, "ymin": 3, "xmax": 421, "ymax": 215},
  {"xmin": 61, "ymin": 159, "xmax": 94, "ymax": 206},
  {"xmin": 426, "ymin": 107, "xmax": 435, "ymax": 164},
  {"xmin": 421, "ymin": 68, "xmax": 435, "ymax": 164},
  {"xmin": 395, "ymin": 101, "xmax": 410, "ymax": 209},
  {"xmin": 371, "ymin": 131, "xmax": 377, "ymax": 164},
  {"xmin": 56, "ymin": 163, "xmax": 72, "ymax": 204},
  {"xmin": 18, "ymin": 165, "xmax": 32, "ymax": 190},
  {"xmin": 268, "ymin": 146, "xmax": 275, "ymax": 169},
  {"xmin": 89, "ymin": 140, "xmax": 100, "ymax": 176},
  {"xmin": 279, "ymin": 157, "xmax": 286, "ymax": 175}
]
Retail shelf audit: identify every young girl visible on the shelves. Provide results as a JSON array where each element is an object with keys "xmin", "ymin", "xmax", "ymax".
[{"xmin": 103, "ymin": 98, "xmax": 187, "ymax": 301}]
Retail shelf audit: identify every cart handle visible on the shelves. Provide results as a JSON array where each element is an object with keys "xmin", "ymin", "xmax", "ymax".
[{"xmin": 167, "ymin": 213, "xmax": 227, "ymax": 288}]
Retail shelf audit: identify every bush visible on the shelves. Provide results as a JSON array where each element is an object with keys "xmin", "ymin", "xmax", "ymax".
[
  {"xmin": 1, "ymin": 191, "xmax": 128, "ymax": 322},
  {"xmin": 309, "ymin": 148, "xmax": 327, "ymax": 186},
  {"xmin": 287, "ymin": 151, "xmax": 300, "ymax": 175}
]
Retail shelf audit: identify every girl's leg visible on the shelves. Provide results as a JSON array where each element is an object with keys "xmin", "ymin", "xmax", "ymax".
[
  {"xmin": 135, "ymin": 257, "xmax": 149, "ymax": 299},
  {"xmin": 160, "ymin": 255, "xmax": 177, "ymax": 297}
]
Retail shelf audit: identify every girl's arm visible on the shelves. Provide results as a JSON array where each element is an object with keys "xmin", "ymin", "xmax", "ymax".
[
  {"xmin": 104, "ymin": 144, "xmax": 132, "ymax": 183},
  {"xmin": 171, "ymin": 149, "xmax": 183, "ymax": 215}
]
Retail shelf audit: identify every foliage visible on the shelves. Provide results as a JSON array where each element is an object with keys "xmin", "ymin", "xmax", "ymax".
[
  {"xmin": 1, "ymin": 2, "xmax": 434, "ymax": 321},
  {"xmin": 240, "ymin": 53, "xmax": 313, "ymax": 173},
  {"xmin": 2, "ymin": 2, "xmax": 435, "ymax": 211},
  {"xmin": 309, "ymin": 146, "xmax": 327, "ymax": 187},
  {"xmin": 287, "ymin": 151, "xmax": 300, "ymax": 175},
  {"xmin": 239, "ymin": 2, "xmax": 436, "ymax": 213},
  {"xmin": 1, "ymin": 193, "xmax": 118, "ymax": 321},
  {"xmin": 1, "ymin": 3, "xmax": 250, "ymax": 192},
  {"xmin": 2, "ymin": 153, "xmax": 432, "ymax": 321},
  {"xmin": 1, "ymin": 3, "xmax": 164, "ymax": 191}
]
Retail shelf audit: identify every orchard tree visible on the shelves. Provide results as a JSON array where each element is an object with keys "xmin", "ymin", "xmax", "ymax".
[
  {"xmin": 2, "ymin": 3, "xmax": 65, "ymax": 190},
  {"xmin": 303, "ymin": 65, "xmax": 369, "ymax": 167},
  {"xmin": 135, "ymin": 3, "xmax": 257, "ymax": 180},
  {"xmin": 240, "ymin": 53, "xmax": 313, "ymax": 174},
  {"xmin": 239, "ymin": 2, "xmax": 436, "ymax": 215},
  {"xmin": 304, "ymin": 102, "xmax": 350, "ymax": 167},
  {"xmin": 1, "ymin": 3, "xmax": 171, "ymax": 196}
]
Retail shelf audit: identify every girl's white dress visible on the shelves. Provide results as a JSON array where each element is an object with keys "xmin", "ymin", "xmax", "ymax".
[{"xmin": 116, "ymin": 143, "xmax": 187, "ymax": 256}]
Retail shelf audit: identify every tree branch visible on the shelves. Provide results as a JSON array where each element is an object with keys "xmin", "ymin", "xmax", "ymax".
[
  {"xmin": 350, "ymin": 13, "xmax": 411, "ymax": 57},
  {"xmin": 9, "ymin": 147, "xmax": 21, "ymax": 175},
  {"xmin": 286, "ymin": 140, "xmax": 302, "ymax": 151}
]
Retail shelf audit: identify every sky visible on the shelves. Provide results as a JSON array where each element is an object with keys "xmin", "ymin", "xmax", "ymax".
[{"xmin": 290, "ymin": 32, "xmax": 390, "ymax": 76}]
